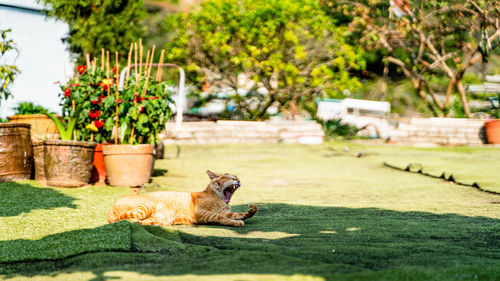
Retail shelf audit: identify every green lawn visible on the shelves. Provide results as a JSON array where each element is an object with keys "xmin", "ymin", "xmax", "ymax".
[{"xmin": 0, "ymin": 142, "xmax": 499, "ymax": 281}]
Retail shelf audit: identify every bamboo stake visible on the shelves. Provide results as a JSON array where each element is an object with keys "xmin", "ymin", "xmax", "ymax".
[
  {"xmin": 126, "ymin": 43, "xmax": 133, "ymax": 86},
  {"xmin": 91, "ymin": 133, "xmax": 94, "ymax": 142},
  {"xmin": 106, "ymin": 51, "xmax": 110, "ymax": 78},
  {"xmin": 145, "ymin": 50, "xmax": 150, "ymax": 77},
  {"xmin": 142, "ymin": 45, "xmax": 155, "ymax": 97},
  {"xmin": 115, "ymin": 51, "xmax": 120, "ymax": 145},
  {"xmin": 92, "ymin": 57, "xmax": 96, "ymax": 72},
  {"xmin": 134, "ymin": 42, "xmax": 138, "ymax": 76},
  {"xmin": 72, "ymin": 100, "xmax": 76, "ymax": 141},
  {"xmin": 101, "ymin": 49, "xmax": 105, "ymax": 69},
  {"xmin": 85, "ymin": 54, "xmax": 91, "ymax": 69},
  {"xmin": 156, "ymin": 49, "xmax": 165, "ymax": 81},
  {"xmin": 139, "ymin": 39, "xmax": 143, "ymax": 76}
]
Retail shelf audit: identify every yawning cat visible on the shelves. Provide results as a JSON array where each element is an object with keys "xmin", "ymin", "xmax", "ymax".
[{"xmin": 107, "ymin": 170, "xmax": 257, "ymax": 227}]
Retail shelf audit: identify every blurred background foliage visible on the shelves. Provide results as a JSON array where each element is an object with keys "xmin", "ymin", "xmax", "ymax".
[{"xmin": 27, "ymin": 0, "xmax": 500, "ymax": 122}]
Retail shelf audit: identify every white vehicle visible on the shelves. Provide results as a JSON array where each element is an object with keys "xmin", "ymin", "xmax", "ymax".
[{"xmin": 317, "ymin": 98, "xmax": 391, "ymax": 139}]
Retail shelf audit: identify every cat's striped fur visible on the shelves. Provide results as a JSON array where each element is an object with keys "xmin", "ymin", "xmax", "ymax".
[{"xmin": 107, "ymin": 170, "xmax": 257, "ymax": 227}]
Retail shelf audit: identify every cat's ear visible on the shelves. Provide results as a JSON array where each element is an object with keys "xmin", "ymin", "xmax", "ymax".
[{"xmin": 207, "ymin": 170, "xmax": 219, "ymax": 179}]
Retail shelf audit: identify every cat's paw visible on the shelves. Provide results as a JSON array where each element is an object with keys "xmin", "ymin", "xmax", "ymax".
[
  {"xmin": 234, "ymin": 220, "xmax": 244, "ymax": 227},
  {"xmin": 248, "ymin": 203, "xmax": 258, "ymax": 214}
]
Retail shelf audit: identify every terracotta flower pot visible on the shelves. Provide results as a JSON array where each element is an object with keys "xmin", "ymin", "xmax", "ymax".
[
  {"xmin": 91, "ymin": 143, "xmax": 108, "ymax": 185},
  {"xmin": 103, "ymin": 144, "xmax": 154, "ymax": 187},
  {"xmin": 8, "ymin": 114, "xmax": 60, "ymax": 141},
  {"xmin": 485, "ymin": 119, "xmax": 500, "ymax": 144},
  {"xmin": 0, "ymin": 123, "xmax": 33, "ymax": 182},
  {"xmin": 44, "ymin": 140, "xmax": 97, "ymax": 187},
  {"xmin": 32, "ymin": 140, "xmax": 46, "ymax": 183}
]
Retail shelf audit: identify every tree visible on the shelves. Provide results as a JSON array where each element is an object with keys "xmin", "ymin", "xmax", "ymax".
[
  {"xmin": 0, "ymin": 26, "xmax": 19, "ymax": 105},
  {"xmin": 164, "ymin": 0, "xmax": 365, "ymax": 120},
  {"xmin": 38, "ymin": 0, "xmax": 146, "ymax": 63},
  {"xmin": 322, "ymin": 0, "xmax": 500, "ymax": 117}
]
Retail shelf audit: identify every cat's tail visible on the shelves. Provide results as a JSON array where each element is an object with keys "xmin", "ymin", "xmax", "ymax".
[{"xmin": 107, "ymin": 201, "xmax": 155, "ymax": 223}]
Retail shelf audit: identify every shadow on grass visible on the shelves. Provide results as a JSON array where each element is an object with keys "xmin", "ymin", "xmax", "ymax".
[
  {"xmin": 151, "ymin": 168, "xmax": 168, "ymax": 177},
  {"xmin": 1, "ymin": 204, "xmax": 499, "ymax": 281},
  {"xmin": 0, "ymin": 182, "xmax": 77, "ymax": 217}
]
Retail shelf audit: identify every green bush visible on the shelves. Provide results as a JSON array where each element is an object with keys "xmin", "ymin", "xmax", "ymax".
[{"xmin": 11, "ymin": 101, "xmax": 50, "ymax": 115}]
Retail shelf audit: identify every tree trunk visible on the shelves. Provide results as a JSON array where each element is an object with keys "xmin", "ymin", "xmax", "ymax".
[{"xmin": 456, "ymin": 80, "xmax": 471, "ymax": 117}]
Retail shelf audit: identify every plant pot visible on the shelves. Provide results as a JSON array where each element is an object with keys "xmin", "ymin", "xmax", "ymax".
[
  {"xmin": 8, "ymin": 114, "xmax": 60, "ymax": 141},
  {"xmin": 485, "ymin": 119, "xmax": 500, "ymax": 144},
  {"xmin": 0, "ymin": 123, "xmax": 33, "ymax": 182},
  {"xmin": 44, "ymin": 140, "xmax": 97, "ymax": 187},
  {"xmin": 103, "ymin": 144, "xmax": 154, "ymax": 187},
  {"xmin": 91, "ymin": 143, "xmax": 108, "ymax": 185},
  {"xmin": 32, "ymin": 140, "xmax": 46, "ymax": 183}
]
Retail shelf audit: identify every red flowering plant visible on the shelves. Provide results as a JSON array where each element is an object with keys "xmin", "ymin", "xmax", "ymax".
[
  {"xmin": 116, "ymin": 73, "xmax": 173, "ymax": 145},
  {"xmin": 56, "ymin": 64, "xmax": 116, "ymax": 142}
]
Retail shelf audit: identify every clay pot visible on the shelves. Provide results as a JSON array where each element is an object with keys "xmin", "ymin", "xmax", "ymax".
[
  {"xmin": 91, "ymin": 143, "xmax": 107, "ymax": 185},
  {"xmin": 0, "ymin": 123, "xmax": 33, "ymax": 182},
  {"xmin": 485, "ymin": 119, "xmax": 500, "ymax": 144},
  {"xmin": 32, "ymin": 140, "xmax": 46, "ymax": 183},
  {"xmin": 103, "ymin": 144, "xmax": 154, "ymax": 187},
  {"xmin": 8, "ymin": 114, "xmax": 60, "ymax": 141},
  {"xmin": 44, "ymin": 140, "xmax": 97, "ymax": 187}
]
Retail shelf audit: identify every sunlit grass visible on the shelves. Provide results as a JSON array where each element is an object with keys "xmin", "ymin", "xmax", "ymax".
[{"xmin": 0, "ymin": 142, "xmax": 499, "ymax": 280}]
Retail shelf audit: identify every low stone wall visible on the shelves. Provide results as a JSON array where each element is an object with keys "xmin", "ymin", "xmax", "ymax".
[
  {"xmin": 160, "ymin": 120, "xmax": 325, "ymax": 145},
  {"xmin": 389, "ymin": 118, "xmax": 487, "ymax": 146}
]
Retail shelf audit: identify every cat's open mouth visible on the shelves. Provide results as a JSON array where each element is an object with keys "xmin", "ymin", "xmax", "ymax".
[{"xmin": 223, "ymin": 184, "xmax": 239, "ymax": 203}]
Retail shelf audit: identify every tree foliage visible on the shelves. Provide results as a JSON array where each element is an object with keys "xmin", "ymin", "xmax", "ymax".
[
  {"xmin": 322, "ymin": 0, "xmax": 500, "ymax": 117},
  {"xmin": 0, "ymin": 27, "xmax": 19, "ymax": 105},
  {"xmin": 164, "ymin": 0, "xmax": 365, "ymax": 120},
  {"xmin": 38, "ymin": 0, "xmax": 146, "ymax": 64}
]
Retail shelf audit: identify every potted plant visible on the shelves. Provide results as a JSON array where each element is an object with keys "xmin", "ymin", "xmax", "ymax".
[
  {"xmin": 7, "ymin": 102, "xmax": 60, "ymax": 140},
  {"xmin": 485, "ymin": 94, "xmax": 500, "ymax": 144},
  {"xmin": 102, "ymin": 44, "xmax": 173, "ymax": 186},
  {"xmin": 6, "ymin": 102, "xmax": 60, "ymax": 183},
  {"xmin": 58, "ymin": 60, "xmax": 117, "ymax": 185},
  {"xmin": 0, "ymin": 26, "xmax": 32, "ymax": 182},
  {"xmin": 42, "ymin": 69, "xmax": 98, "ymax": 187}
]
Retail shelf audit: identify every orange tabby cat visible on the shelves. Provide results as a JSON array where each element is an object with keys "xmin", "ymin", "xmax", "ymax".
[{"xmin": 107, "ymin": 170, "xmax": 257, "ymax": 227}]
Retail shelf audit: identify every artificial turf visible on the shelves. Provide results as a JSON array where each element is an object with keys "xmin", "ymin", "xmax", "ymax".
[{"xmin": 0, "ymin": 142, "xmax": 499, "ymax": 280}]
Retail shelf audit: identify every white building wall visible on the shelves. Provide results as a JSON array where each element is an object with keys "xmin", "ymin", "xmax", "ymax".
[{"xmin": 0, "ymin": 0, "xmax": 72, "ymax": 118}]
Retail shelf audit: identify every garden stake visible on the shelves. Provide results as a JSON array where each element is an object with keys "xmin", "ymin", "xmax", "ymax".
[
  {"xmin": 115, "ymin": 52, "xmax": 120, "ymax": 145},
  {"xmin": 142, "ymin": 45, "xmax": 155, "ymax": 97},
  {"xmin": 106, "ymin": 51, "xmax": 110, "ymax": 78},
  {"xmin": 85, "ymin": 54, "xmax": 91, "ymax": 69},
  {"xmin": 145, "ymin": 50, "xmax": 150, "ymax": 78},
  {"xmin": 134, "ymin": 42, "xmax": 138, "ymax": 77},
  {"xmin": 139, "ymin": 39, "xmax": 143, "ymax": 75},
  {"xmin": 101, "ymin": 48, "xmax": 105, "ymax": 69},
  {"xmin": 126, "ymin": 43, "xmax": 133, "ymax": 86},
  {"xmin": 156, "ymin": 49, "xmax": 165, "ymax": 81}
]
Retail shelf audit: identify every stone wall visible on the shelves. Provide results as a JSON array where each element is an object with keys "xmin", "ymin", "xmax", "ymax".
[
  {"xmin": 388, "ymin": 118, "xmax": 487, "ymax": 146},
  {"xmin": 160, "ymin": 120, "xmax": 325, "ymax": 145}
]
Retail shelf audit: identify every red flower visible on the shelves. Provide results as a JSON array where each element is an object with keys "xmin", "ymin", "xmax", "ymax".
[
  {"xmin": 133, "ymin": 93, "xmax": 145, "ymax": 102},
  {"xmin": 148, "ymin": 96, "xmax": 158, "ymax": 100},
  {"xmin": 102, "ymin": 84, "xmax": 109, "ymax": 91},
  {"xmin": 138, "ymin": 105, "xmax": 144, "ymax": 114},
  {"xmin": 77, "ymin": 65, "xmax": 86, "ymax": 75},
  {"xmin": 94, "ymin": 120, "xmax": 104, "ymax": 128},
  {"xmin": 99, "ymin": 96, "xmax": 106, "ymax": 101},
  {"xmin": 64, "ymin": 88, "xmax": 71, "ymax": 97},
  {"xmin": 116, "ymin": 99, "xmax": 124, "ymax": 103},
  {"xmin": 89, "ymin": 110, "xmax": 100, "ymax": 119},
  {"xmin": 91, "ymin": 99, "xmax": 100, "ymax": 105},
  {"xmin": 112, "ymin": 66, "xmax": 117, "ymax": 74}
]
